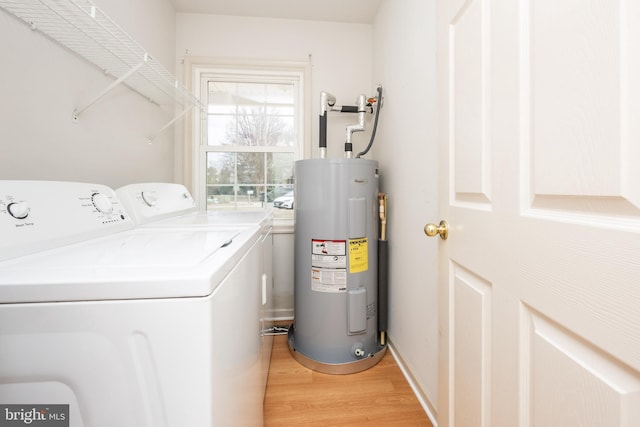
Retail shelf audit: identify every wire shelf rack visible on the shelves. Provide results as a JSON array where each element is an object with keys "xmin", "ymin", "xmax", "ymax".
[{"xmin": 0, "ymin": 0, "xmax": 202, "ymax": 137}]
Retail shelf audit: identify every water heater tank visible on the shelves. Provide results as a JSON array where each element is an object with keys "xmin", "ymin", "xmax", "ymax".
[{"xmin": 288, "ymin": 158, "xmax": 386, "ymax": 374}]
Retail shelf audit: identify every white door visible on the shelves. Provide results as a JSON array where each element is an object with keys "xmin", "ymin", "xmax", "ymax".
[{"xmin": 436, "ymin": 0, "xmax": 640, "ymax": 426}]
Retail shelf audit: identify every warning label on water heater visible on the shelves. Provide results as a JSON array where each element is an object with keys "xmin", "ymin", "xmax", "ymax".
[
  {"xmin": 311, "ymin": 239, "xmax": 347, "ymax": 292},
  {"xmin": 349, "ymin": 237, "xmax": 368, "ymax": 273},
  {"xmin": 311, "ymin": 268, "xmax": 347, "ymax": 292},
  {"xmin": 311, "ymin": 239, "xmax": 346, "ymax": 267}
]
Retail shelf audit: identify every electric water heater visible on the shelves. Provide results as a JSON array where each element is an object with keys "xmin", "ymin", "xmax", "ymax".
[{"xmin": 288, "ymin": 157, "xmax": 386, "ymax": 374}]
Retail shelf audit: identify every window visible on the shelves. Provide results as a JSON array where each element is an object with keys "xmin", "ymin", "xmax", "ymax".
[{"xmin": 196, "ymin": 65, "xmax": 306, "ymax": 219}]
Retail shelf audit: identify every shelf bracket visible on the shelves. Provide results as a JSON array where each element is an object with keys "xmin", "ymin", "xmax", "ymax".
[
  {"xmin": 146, "ymin": 103, "xmax": 196, "ymax": 144},
  {"xmin": 72, "ymin": 54, "xmax": 149, "ymax": 123}
]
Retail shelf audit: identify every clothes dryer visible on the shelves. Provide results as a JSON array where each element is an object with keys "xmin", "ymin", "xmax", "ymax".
[
  {"xmin": 117, "ymin": 182, "xmax": 275, "ymax": 392},
  {"xmin": 116, "ymin": 182, "xmax": 271, "ymax": 228}
]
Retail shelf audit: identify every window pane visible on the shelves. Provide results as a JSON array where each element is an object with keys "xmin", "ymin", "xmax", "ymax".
[
  {"xmin": 208, "ymin": 82, "xmax": 237, "ymax": 114},
  {"xmin": 205, "ymin": 185, "xmax": 235, "ymax": 209},
  {"xmin": 266, "ymin": 84, "xmax": 294, "ymax": 110},
  {"xmin": 207, "ymin": 115, "xmax": 235, "ymax": 146},
  {"xmin": 237, "ymin": 152, "xmax": 264, "ymax": 184},
  {"xmin": 237, "ymin": 83, "xmax": 266, "ymax": 108},
  {"xmin": 207, "ymin": 152, "xmax": 235, "ymax": 185},
  {"xmin": 267, "ymin": 152, "xmax": 294, "ymax": 184},
  {"xmin": 264, "ymin": 185, "xmax": 293, "ymax": 202},
  {"xmin": 276, "ymin": 116, "xmax": 295, "ymax": 147},
  {"xmin": 238, "ymin": 185, "xmax": 262, "ymax": 208},
  {"xmin": 236, "ymin": 108, "xmax": 263, "ymax": 146},
  {"xmin": 235, "ymin": 107, "xmax": 293, "ymax": 147}
]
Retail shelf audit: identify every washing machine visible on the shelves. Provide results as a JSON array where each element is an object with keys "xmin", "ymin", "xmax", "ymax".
[{"xmin": 0, "ymin": 181, "xmax": 265, "ymax": 427}]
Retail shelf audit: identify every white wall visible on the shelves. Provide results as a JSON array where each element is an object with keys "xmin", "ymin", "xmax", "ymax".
[
  {"xmin": 175, "ymin": 13, "xmax": 375, "ymax": 316},
  {"xmin": 271, "ymin": 233, "xmax": 295, "ymax": 319},
  {"xmin": 372, "ymin": 0, "xmax": 439, "ymax": 417},
  {"xmin": 0, "ymin": 0, "xmax": 178, "ymax": 189},
  {"xmin": 174, "ymin": 13, "xmax": 374, "ymax": 176}
]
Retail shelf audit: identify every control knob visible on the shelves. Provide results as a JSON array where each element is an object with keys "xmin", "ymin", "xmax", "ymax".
[
  {"xmin": 7, "ymin": 201, "xmax": 31, "ymax": 219},
  {"xmin": 141, "ymin": 191, "xmax": 157, "ymax": 207},
  {"xmin": 92, "ymin": 193, "xmax": 113, "ymax": 214}
]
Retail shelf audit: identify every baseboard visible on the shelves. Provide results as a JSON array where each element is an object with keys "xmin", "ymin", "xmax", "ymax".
[
  {"xmin": 388, "ymin": 340, "xmax": 438, "ymax": 427},
  {"xmin": 268, "ymin": 310, "xmax": 294, "ymax": 322},
  {"xmin": 269, "ymin": 315, "xmax": 294, "ymax": 327}
]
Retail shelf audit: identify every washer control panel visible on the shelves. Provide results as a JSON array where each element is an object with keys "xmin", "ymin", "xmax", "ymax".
[{"xmin": 0, "ymin": 181, "xmax": 134, "ymax": 261}]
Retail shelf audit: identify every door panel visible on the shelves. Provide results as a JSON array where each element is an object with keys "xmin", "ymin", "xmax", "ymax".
[
  {"xmin": 522, "ymin": 0, "xmax": 640, "ymax": 221},
  {"xmin": 450, "ymin": 0, "xmax": 492, "ymax": 208},
  {"xmin": 437, "ymin": 0, "xmax": 640, "ymax": 426},
  {"xmin": 451, "ymin": 263, "xmax": 492, "ymax": 427},
  {"xmin": 522, "ymin": 307, "xmax": 640, "ymax": 427}
]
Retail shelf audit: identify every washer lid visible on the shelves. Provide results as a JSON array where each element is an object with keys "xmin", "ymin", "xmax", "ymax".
[{"xmin": 0, "ymin": 226, "xmax": 260, "ymax": 303}]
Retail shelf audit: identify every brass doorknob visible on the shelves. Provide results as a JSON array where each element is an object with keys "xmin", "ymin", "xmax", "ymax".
[{"xmin": 424, "ymin": 220, "xmax": 449, "ymax": 240}]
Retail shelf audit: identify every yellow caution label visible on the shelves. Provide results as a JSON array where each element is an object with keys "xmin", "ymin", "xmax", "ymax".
[{"xmin": 348, "ymin": 238, "xmax": 368, "ymax": 273}]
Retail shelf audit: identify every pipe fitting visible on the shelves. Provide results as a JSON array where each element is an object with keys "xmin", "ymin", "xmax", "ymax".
[
  {"xmin": 345, "ymin": 94, "xmax": 367, "ymax": 145},
  {"xmin": 320, "ymin": 91, "xmax": 336, "ymax": 116}
]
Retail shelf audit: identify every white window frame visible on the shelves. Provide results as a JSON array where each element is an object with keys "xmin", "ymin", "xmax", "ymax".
[{"xmin": 190, "ymin": 60, "xmax": 310, "ymax": 213}]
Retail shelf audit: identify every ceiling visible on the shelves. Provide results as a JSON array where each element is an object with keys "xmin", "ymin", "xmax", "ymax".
[{"xmin": 167, "ymin": 0, "xmax": 383, "ymax": 24}]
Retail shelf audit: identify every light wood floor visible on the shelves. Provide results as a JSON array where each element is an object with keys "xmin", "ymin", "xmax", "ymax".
[{"xmin": 264, "ymin": 333, "xmax": 434, "ymax": 427}]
